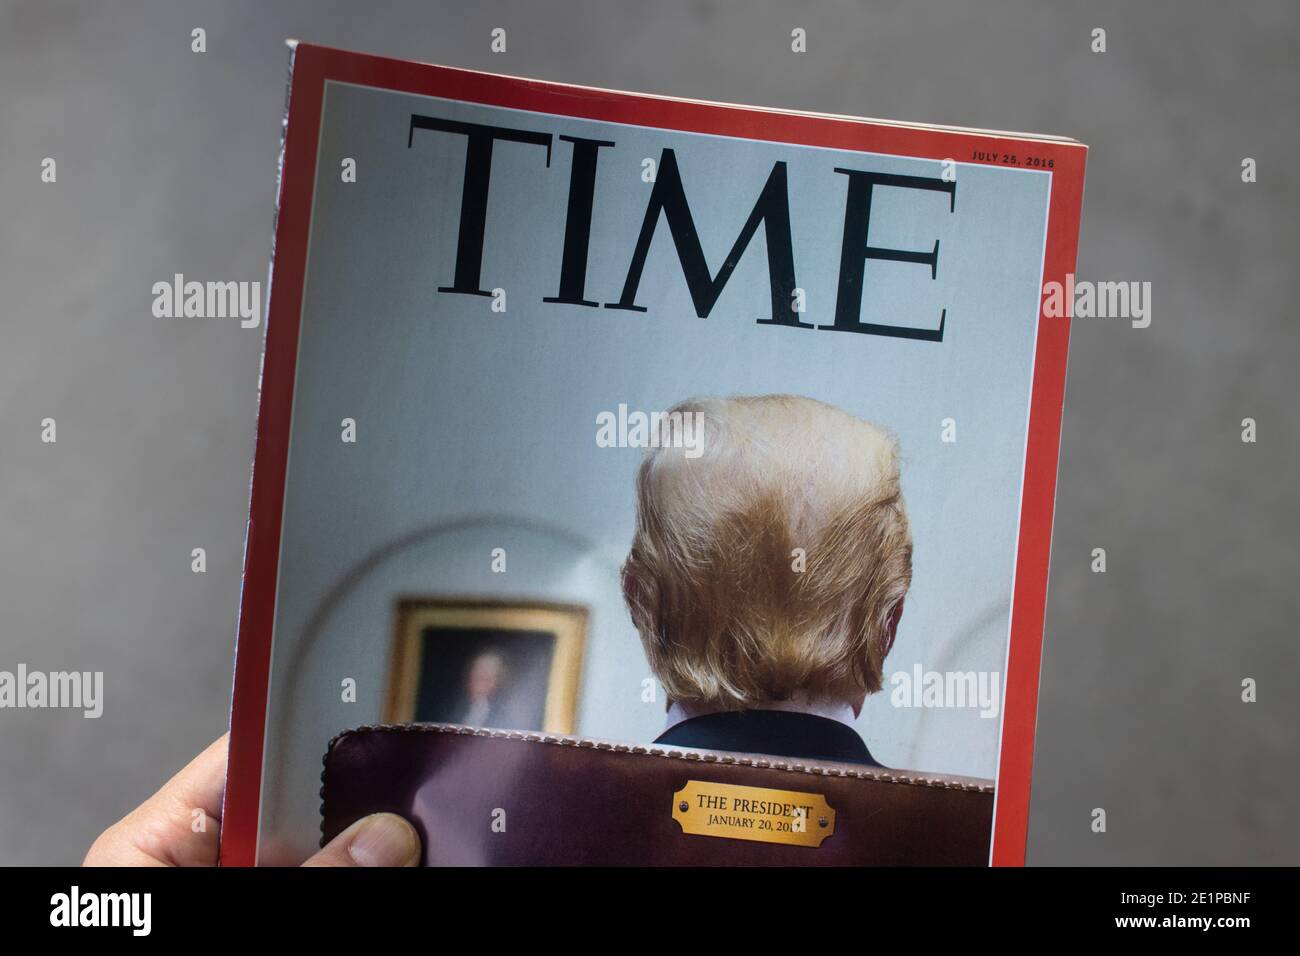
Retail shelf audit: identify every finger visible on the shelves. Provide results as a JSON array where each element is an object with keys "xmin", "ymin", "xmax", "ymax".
[
  {"xmin": 84, "ymin": 734, "xmax": 229, "ymax": 866},
  {"xmin": 302, "ymin": 813, "xmax": 421, "ymax": 867}
]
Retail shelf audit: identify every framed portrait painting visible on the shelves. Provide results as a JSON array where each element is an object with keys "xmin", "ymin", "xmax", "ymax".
[{"xmin": 384, "ymin": 599, "xmax": 588, "ymax": 733}]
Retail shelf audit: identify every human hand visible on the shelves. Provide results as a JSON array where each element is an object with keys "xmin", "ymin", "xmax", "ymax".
[{"xmin": 84, "ymin": 733, "xmax": 421, "ymax": 866}]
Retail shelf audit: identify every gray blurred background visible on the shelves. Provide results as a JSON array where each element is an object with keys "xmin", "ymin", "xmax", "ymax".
[{"xmin": 0, "ymin": 0, "xmax": 1295, "ymax": 866}]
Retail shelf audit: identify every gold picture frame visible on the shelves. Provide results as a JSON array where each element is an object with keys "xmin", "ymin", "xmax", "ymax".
[{"xmin": 385, "ymin": 598, "xmax": 588, "ymax": 733}]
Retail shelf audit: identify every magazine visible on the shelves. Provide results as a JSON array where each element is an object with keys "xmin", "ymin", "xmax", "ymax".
[{"xmin": 222, "ymin": 41, "xmax": 1086, "ymax": 866}]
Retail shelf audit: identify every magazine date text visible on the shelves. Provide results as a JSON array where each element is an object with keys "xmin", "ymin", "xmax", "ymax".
[{"xmin": 970, "ymin": 150, "xmax": 1055, "ymax": 169}]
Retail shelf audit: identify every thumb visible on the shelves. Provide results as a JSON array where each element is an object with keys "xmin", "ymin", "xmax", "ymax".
[{"xmin": 302, "ymin": 812, "xmax": 422, "ymax": 867}]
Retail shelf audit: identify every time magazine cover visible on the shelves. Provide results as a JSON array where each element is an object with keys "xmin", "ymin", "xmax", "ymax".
[{"xmin": 221, "ymin": 41, "xmax": 1086, "ymax": 866}]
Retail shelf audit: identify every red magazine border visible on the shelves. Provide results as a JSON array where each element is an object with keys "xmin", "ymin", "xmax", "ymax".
[{"xmin": 220, "ymin": 42, "xmax": 1087, "ymax": 867}]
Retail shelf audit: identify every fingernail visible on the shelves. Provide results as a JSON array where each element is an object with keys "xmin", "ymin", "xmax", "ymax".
[{"xmin": 346, "ymin": 813, "xmax": 421, "ymax": 867}]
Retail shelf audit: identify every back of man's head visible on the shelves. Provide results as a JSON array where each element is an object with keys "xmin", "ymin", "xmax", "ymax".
[{"xmin": 622, "ymin": 394, "xmax": 911, "ymax": 710}]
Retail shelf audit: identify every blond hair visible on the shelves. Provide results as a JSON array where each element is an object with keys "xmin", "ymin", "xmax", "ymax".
[{"xmin": 622, "ymin": 394, "xmax": 911, "ymax": 708}]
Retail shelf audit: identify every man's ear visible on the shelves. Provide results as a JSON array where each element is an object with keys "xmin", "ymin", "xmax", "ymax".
[{"xmin": 882, "ymin": 598, "xmax": 905, "ymax": 658}]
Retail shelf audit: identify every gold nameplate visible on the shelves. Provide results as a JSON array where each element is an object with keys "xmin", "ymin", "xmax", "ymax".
[{"xmin": 671, "ymin": 780, "xmax": 836, "ymax": 848}]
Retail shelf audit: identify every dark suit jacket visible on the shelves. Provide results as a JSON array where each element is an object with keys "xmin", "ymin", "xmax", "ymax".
[{"xmin": 654, "ymin": 709, "xmax": 882, "ymax": 767}]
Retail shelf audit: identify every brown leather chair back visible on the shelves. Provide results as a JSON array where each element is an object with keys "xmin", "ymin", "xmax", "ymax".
[{"xmin": 321, "ymin": 723, "xmax": 994, "ymax": 865}]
